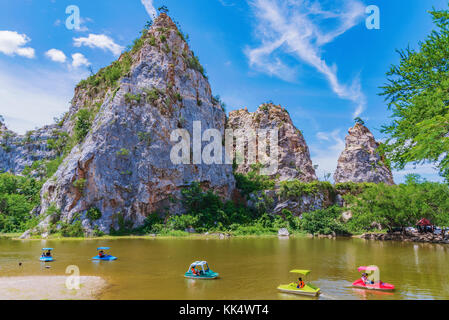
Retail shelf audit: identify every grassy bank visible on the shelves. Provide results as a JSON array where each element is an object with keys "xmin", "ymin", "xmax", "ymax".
[{"xmin": 5, "ymin": 230, "xmax": 311, "ymax": 241}]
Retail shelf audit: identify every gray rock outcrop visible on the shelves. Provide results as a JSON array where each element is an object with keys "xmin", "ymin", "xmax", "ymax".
[
  {"xmin": 32, "ymin": 13, "xmax": 235, "ymax": 235},
  {"xmin": 228, "ymin": 104, "xmax": 317, "ymax": 182},
  {"xmin": 0, "ymin": 123, "xmax": 59, "ymax": 175},
  {"xmin": 334, "ymin": 123, "xmax": 394, "ymax": 185}
]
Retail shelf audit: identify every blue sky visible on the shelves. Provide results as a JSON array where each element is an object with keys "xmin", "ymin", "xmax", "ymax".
[{"xmin": 0, "ymin": 0, "xmax": 447, "ymax": 183}]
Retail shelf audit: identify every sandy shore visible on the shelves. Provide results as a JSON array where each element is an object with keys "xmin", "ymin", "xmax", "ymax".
[{"xmin": 0, "ymin": 276, "xmax": 107, "ymax": 300}]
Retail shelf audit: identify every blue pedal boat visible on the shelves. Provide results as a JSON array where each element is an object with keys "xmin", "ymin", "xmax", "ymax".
[
  {"xmin": 185, "ymin": 261, "xmax": 219, "ymax": 279},
  {"xmin": 40, "ymin": 248, "xmax": 54, "ymax": 262},
  {"xmin": 92, "ymin": 247, "xmax": 117, "ymax": 261}
]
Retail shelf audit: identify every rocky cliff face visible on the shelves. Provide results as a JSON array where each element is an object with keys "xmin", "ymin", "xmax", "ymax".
[
  {"xmin": 334, "ymin": 123, "xmax": 394, "ymax": 185},
  {"xmin": 0, "ymin": 123, "xmax": 59, "ymax": 175},
  {"xmin": 31, "ymin": 13, "xmax": 235, "ymax": 235},
  {"xmin": 228, "ymin": 103, "xmax": 317, "ymax": 182}
]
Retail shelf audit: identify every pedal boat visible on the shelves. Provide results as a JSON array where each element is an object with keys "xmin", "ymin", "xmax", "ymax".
[
  {"xmin": 92, "ymin": 247, "xmax": 117, "ymax": 261},
  {"xmin": 277, "ymin": 270, "xmax": 321, "ymax": 297},
  {"xmin": 39, "ymin": 248, "xmax": 54, "ymax": 262},
  {"xmin": 352, "ymin": 266, "xmax": 395, "ymax": 291},
  {"xmin": 184, "ymin": 261, "xmax": 219, "ymax": 279}
]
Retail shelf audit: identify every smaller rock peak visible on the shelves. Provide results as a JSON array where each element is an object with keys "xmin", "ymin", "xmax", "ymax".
[
  {"xmin": 256, "ymin": 102, "xmax": 291, "ymax": 123},
  {"xmin": 152, "ymin": 13, "xmax": 178, "ymax": 30},
  {"xmin": 349, "ymin": 122, "xmax": 372, "ymax": 137},
  {"xmin": 334, "ymin": 123, "xmax": 394, "ymax": 185}
]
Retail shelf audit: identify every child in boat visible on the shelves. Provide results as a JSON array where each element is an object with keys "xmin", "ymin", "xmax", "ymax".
[{"xmin": 297, "ymin": 278, "xmax": 305, "ymax": 289}]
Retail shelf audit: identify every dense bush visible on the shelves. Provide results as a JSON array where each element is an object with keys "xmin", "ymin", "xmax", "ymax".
[
  {"xmin": 345, "ymin": 180, "xmax": 449, "ymax": 232},
  {"xmin": 280, "ymin": 180, "xmax": 335, "ymax": 199},
  {"xmin": 59, "ymin": 214, "xmax": 85, "ymax": 237},
  {"xmin": 74, "ymin": 108, "xmax": 95, "ymax": 143},
  {"xmin": 234, "ymin": 163, "xmax": 275, "ymax": 197},
  {"xmin": 86, "ymin": 207, "xmax": 102, "ymax": 221},
  {"xmin": 0, "ymin": 173, "xmax": 42, "ymax": 233},
  {"xmin": 300, "ymin": 206, "xmax": 347, "ymax": 235}
]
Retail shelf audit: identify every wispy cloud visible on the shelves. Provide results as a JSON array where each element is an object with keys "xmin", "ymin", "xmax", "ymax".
[
  {"xmin": 141, "ymin": 0, "xmax": 157, "ymax": 18},
  {"xmin": 218, "ymin": 0, "xmax": 236, "ymax": 7},
  {"xmin": 0, "ymin": 30, "xmax": 35, "ymax": 58},
  {"xmin": 73, "ymin": 34, "xmax": 124, "ymax": 56},
  {"xmin": 246, "ymin": 0, "xmax": 367, "ymax": 118}
]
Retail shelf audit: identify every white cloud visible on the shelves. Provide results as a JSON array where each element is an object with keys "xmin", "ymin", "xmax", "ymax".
[
  {"xmin": 310, "ymin": 129, "xmax": 346, "ymax": 181},
  {"xmin": 0, "ymin": 31, "xmax": 35, "ymax": 58},
  {"xmin": 73, "ymin": 34, "xmax": 124, "ymax": 56},
  {"xmin": 0, "ymin": 61, "xmax": 88, "ymax": 134},
  {"xmin": 45, "ymin": 49, "xmax": 67, "ymax": 63},
  {"xmin": 71, "ymin": 53, "xmax": 90, "ymax": 68},
  {"xmin": 141, "ymin": 0, "xmax": 157, "ymax": 18},
  {"xmin": 246, "ymin": 0, "xmax": 367, "ymax": 118}
]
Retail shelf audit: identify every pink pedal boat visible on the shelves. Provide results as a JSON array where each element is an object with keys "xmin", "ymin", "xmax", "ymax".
[{"xmin": 352, "ymin": 266, "xmax": 395, "ymax": 291}]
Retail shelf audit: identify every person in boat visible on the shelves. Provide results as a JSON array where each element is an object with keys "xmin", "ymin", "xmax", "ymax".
[
  {"xmin": 45, "ymin": 250, "xmax": 51, "ymax": 257},
  {"xmin": 297, "ymin": 278, "xmax": 305, "ymax": 289},
  {"xmin": 361, "ymin": 273, "xmax": 374, "ymax": 285},
  {"xmin": 191, "ymin": 266, "xmax": 199, "ymax": 276},
  {"xmin": 361, "ymin": 273, "xmax": 370, "ymax": 284},
  {"xmin": 98, "ymin": 250, "xmax": 105, "ymax": 258}
]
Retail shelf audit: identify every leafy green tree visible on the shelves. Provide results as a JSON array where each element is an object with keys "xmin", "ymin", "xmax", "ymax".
[
  {"xmin": 354, "ymin": 117, "xmax": 365, "ymax": 125},
  {"xmin": 346, "ymin": 181, "xmax": 449, "ymax": 232},
  {"xmin": 379, "ymin": 6, "xmax": 449, "ymax": 181},
  {"xmin": 0, "ymin": 173, "xmax": 43, "ymax": 232},
  {"xmin": 158, "ymin": 5, "xmax": 169, "ymax": 14},
  {"xmin": 74, "ymin": 109, "xmax": 93, "ymax": 143}
]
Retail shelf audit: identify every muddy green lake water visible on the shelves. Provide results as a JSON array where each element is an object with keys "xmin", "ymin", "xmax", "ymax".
[{"xmin": 1, "ymin": 237, "xmax": 448, "ymax": 300}]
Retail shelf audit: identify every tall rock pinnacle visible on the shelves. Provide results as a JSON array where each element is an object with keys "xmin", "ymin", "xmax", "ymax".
[
  {"xmin": 334, "ymin": 123, "xmax": 394, "ymax": 185},
  {"xmin": 30, "ymin": 13, "xmax": 235, "ymax": 236}
]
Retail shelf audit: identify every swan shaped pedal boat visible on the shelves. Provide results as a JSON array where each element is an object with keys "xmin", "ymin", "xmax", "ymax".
[
  {"xmin": 184, "ymin": 261, "xmax": 219, "ymax": 279},
  {"xmin": 277, "ymin": 270, "xmax": 321, "ymax": 297},
  {"xmin": 352, "ymin": 266, "xmax": 395, "ymax": 291},
  {"xmin": 40, "ymin": 248, "xmax": 54, "ymax": 262},
  {"xmin": 92, "ymin": 247, "xmax": 117, "ymax": 261}
]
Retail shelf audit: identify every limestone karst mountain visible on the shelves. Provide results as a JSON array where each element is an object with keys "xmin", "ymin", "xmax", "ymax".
[
  {"xmin": 0, "ymin": 14, "xmax": 399, "ymax": 238},
  {"xmin": 25, "ymin": 13, "xmax": 236, "ymax": 236},
  {"xmin": 334, "ymin": 123, "xmax": 394, "ymax": 185},
  {"xmin": 228, "ymin": 103, "xmax": 317, "ymax": 182},
  {"xmin": 0, "ymin": 122, "xmax": 59, "ymax": 175}
]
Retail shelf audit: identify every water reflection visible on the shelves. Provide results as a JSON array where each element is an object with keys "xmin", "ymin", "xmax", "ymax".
[{"xmin": 0, "ymin": 237, "xmax": 448, "ymax": 300}]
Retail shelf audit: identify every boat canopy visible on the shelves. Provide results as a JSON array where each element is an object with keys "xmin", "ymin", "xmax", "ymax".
[
  {"xmin": 290, "ymin": 270, "xmax": 310, "ymax": 276},
  {"xmin": 42, "ymin": 248, "xmax": 53, "ymax": 251},
  {"xmin": 97, "ymin": 247, "xmax": 110, "ymax": 250},
  {"xmin": 357, "ymin": 266, "xmax": 378, "ymax": 272},
  {"xmin": 187, "ymin": 261, "xmax": 210, "ymax": 273}
]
